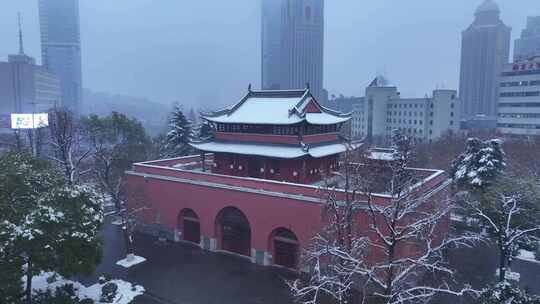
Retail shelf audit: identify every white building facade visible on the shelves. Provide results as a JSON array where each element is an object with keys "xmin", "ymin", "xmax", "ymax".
[
  {"xmin": 352, "ymin": 79, "xmax": 460, "ymax": 142},
  {"xmin": 0, "ymin": 54, "xmax": 61, "ymax": 115},
  {"xmin": 497, "ymin": 56, "xmax": 540, "ymax": 136}
]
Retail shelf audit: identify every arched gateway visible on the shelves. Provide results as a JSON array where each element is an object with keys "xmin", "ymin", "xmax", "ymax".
[
  {"xmin": 178, "ymin": 209, "xmax": 201, "ymax": 244},
  {"xmin": 216, "ymin": 207, "xmax": 251, "ymax": 256},
  {"xmin": 270, "ymin": 228, "xmax": 299, "ymax": 268}
]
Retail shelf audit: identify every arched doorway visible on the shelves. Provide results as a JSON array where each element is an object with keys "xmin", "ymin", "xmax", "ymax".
[
  {"xmin": 216, "ymin": 207, "xmax": 251, "ymax": 256},
  {"xmin": 178, "ymin": 209, "xmax": 200, "ymax": 244},
  {"xmin": 271, "ymin": 228, "xmax": 299, "ymax": 269}
]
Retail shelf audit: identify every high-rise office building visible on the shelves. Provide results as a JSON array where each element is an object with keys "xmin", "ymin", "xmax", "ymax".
[
  {"xmin": 261, "ymin": 0, "xmax": 324, "ymax": 101},
  {"xmin": 39, "ymin": 0, "xmax": 82, "ymax": 114},
  {"xmin": 497, "ymin": 56, "xmax": 540, "ymax": 136},
  {"xmin": 514, "ymin": 16, "xmax": 540, "ymax": 61},
  {"xmin": 0, "ymin": 14, "xmax": 61, "ymax": 115},
  {"xmin": 459, "ymin": 0, "xmax": 511, "ymax": 120}
]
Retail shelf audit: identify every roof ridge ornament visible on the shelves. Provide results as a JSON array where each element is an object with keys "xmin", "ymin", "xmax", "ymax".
[
  {"xmin": 300, "ymin": 141, "xmax": 310, "ymax": 152},
  {"xmin": 248, "ymin": 83, "xmax": 252, "ymax": 92}
]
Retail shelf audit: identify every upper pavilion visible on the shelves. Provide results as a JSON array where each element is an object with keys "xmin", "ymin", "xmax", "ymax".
[{"xmin": 190, "ymin": 87, "xmax": 351, "ymax": 184}]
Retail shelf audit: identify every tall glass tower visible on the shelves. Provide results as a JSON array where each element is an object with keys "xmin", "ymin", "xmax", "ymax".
[
  {"xmin": 39, "ymin": 0, "xmax": 82, "ymax": 114},
  {"xmin": 459, "ymin": 0, "xmax": 511, "ymax": 120},
  {"xmin": 514, "ymin": 16, "xmax": 540, "ymax": 61},
  {"xmin": 261, "ymin": 0, "xmax": 324, "ymax": 101}
]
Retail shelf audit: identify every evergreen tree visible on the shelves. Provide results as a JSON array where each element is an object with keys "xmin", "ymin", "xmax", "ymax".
[
  {"xmin": 451, "ymin": 138, "xmax": 505, "ymax": 190},
  {"xmin": 0, "ymin": 153, "xmax": 103, "ymax": 304},
  {"xmin": 82, "ymin": 112, "xmax": 151, "ymax": 209},
  {"xmin": 163, "ymin": 105, "xmax": 193, "ymax": 157},
  {"xmin": 478, "ymin": 282, "xmax": 540, "ymax": 304},
  {"xmin": 188, "ymin": 108, "xmax": 198, "ymax": 125},
  {"xmin": 452, "ymin": 138, "xmax": 540, "ymax": 283}
]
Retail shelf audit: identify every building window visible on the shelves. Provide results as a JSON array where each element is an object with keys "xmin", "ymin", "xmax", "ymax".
[
  {"xmin": 500, "ymin": 91, "xmax": 540, "ymax": 98},
  {"xmin": 450, "ymin": 112, "xmax": 454, "ymax": 117},
  {"xmin": 272, "ymin": 159, "xmax": 280, "ymax": 174},
  {"xmin": 450, "ymin": 120, "xmax": 454, "ymax": 126},
  {"xmin": 451, "ymin": 103, "xmax": 454, "ymax": 109},
  {"xmin": 305, "ymin": 6, "xmax": 312, "ymax": 21}
]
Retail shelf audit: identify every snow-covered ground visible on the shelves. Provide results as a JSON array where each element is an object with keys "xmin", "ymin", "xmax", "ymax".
[
  {"xmin": 516, "ymin": 250, "xmax": 540, "ymax": 264},
  {"xmin": 111, "ymin": 216, "xmax": 123, "ymax": 226},
  {"xmin": 495, "ymin": 269, "xmax": 521, "ymax": 282},
  {"xmin": 116, "ymin": 255, "xmax": 147, "ymax": 268},
  {"xmin": 28, "ymin": 272, "xmax": 144, "ymax": 304}
]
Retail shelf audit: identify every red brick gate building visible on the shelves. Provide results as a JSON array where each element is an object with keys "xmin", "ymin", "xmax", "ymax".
[{"xmin": 126, "ymin": 88, "xmax": 450, "ymax": 268}]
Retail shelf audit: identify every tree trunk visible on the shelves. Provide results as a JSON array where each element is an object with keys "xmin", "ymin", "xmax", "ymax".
[
  {"xmin": 385, "ymin": 243, "xmax": 396, "ymax": 298},
  {"xmin": 499, "ymin": 244, "xmax": 507, "ymax": 282},
  {"xmin": 122, "ymin": 219, "xmax": 133, "ymax": 256},
  {"xmin": 25, "ymin": 258, "xmax": 32, "ymax": 304}
]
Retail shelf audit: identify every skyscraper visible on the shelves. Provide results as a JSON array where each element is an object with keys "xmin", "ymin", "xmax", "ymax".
[
  {"xmin": 459, "ymin": 0, "xmax": 511, "ymax": 120},
  {"xmin": 38, "ymin": 0, "xmax": 82, "ymax": 114},
  {"xmin": 261, "ymin": 0, "xmax": 324, "ymax": 101},
  {"xmin": 514, "ymin": 16, "xmax": 540, "ymax": 61}
]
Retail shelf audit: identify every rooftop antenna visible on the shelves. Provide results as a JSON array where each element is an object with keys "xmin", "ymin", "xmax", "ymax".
[{"xmin": 18, "ymin": 12, "xmax": 25, "ymax": 55}]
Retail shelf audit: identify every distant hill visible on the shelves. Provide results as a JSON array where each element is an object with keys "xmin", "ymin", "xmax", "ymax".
[{"xmin": 81, "ymin": 89, "xmax": 170, "ymax": 135}]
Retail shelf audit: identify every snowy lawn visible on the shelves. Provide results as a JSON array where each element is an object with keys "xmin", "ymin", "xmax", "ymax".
[
  {"xmin": 116, "ymin": 254, "xmax": 147, "ymax": 268},
  {"xmin": 27, "ymin": 272, "xmax": 144, "ymax": 304},
  {"xmin": 111, "ymin": 216, "xmax": 123, "ymax": 226},
  {"xmin": 516, "ymin": 250, "xmax": 540, "ymax": 264},
  {"xmin": 495, "ymin": 269, "xmax": 521, "ymax": 282}
]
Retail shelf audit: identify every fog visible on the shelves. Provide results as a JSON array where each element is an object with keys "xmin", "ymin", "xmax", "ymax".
[{"xmin": 0, "ymin": 0, "xmax": 538, "ymax": 108}]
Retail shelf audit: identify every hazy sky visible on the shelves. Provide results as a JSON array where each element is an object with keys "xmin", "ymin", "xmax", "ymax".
[{"xmin": 0, "ymin": 1, "xmax": 539, "ymax": 108}]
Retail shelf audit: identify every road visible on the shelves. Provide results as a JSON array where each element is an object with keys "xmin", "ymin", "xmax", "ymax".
[{"xmin": 81, "ymin": 219, "xmax": 540, "ymax": 304}]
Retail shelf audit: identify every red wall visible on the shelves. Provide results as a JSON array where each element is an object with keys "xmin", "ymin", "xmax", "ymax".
[
  {"xmin": 215, "ymin": 132, "xmax": 299, "ymax": 145},
  {"xmin": 127, "ymin": 174, "xmax": 323, "ymax": 251},
  {"xmin": 211, "ymin": 153, "xmax": 338, "ymax": 184},
  {"xmin": 128, "ymin": 156, "xmax": 450, "ymax": 266}
]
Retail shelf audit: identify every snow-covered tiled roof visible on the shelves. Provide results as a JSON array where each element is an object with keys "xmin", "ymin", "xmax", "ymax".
[
  {"xmin": 190, "ymin": 141, "xmax": 348, "ymax": 159},
  {"xmin": 203, "ymin": 88, "xmax": 351, "ymax": 125}
]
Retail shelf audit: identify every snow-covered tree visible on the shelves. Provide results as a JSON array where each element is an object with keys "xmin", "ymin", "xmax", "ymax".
[
  {"xmin": 455, "ymin": 177, "xmax": 540, "ymax": 282},
  {"xmin": 162, "ymin": 105, "xmax": 193, "ymax": 157},
  {"xmin": 0, "ymin": 153, "xmax": 103, "ymax": 304},
  {"xmin": 48, "ymin": 107, "xmax": 91, "ymax": 185},
  {"xmin": 451, "ymin": 138, "xmax": 505, "ymax": 190},
  {"xmin": 289, "ymin": 152, "xmax": 368, "ymax": 303},
  {"xmin": 119, "ymin": 181, "xmax": 151, "ymax": 262},
  {"xmin": 188, "ymin": 108, "xmax": 198, "ymax": 126},
  {"xmin": 82, "ymin": 112, "xmax": 151, "ymax": 210},
  {"xmin": 191, "ymin": 119, "xmax": 212, "ymax": 141},
  {"xmin": 477, "ymin": 282, "xmax": 540, "ymax": 304},
  {"xmin": 291, "ymin": 134, "xmax": 479, "ymax": 304},
  {"xmin": 452, "ymin": 138, "xmax": 540, "ymax": 283}
]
